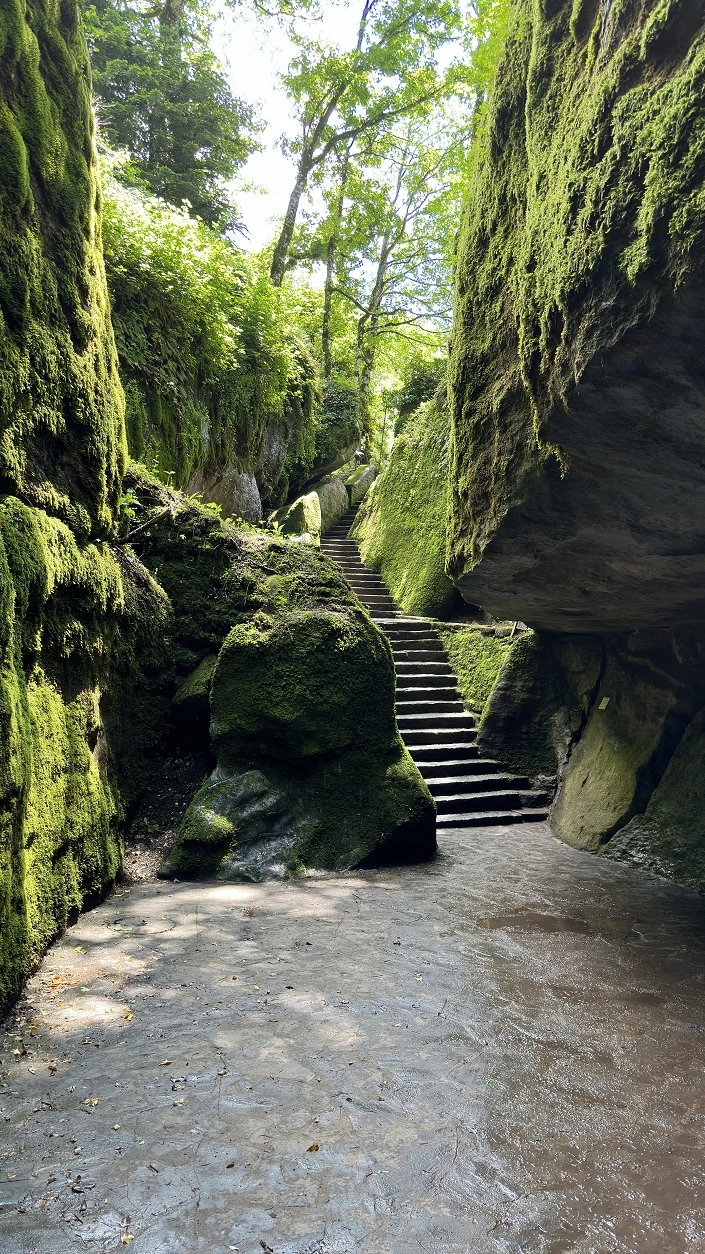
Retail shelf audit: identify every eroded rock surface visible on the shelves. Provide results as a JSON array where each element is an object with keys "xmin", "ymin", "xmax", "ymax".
[
  {"xmin": 455, "ymin": 290, "xmax": 705, "ymax": 634},
  {"xmin": 447, "ymin": 0, "xmax": 705, "ymax": 890}
]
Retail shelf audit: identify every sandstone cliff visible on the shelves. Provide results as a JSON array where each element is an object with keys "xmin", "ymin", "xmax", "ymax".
[{"xmin": 449, "ymin": 0, "xmax": 705, "ymax": 888}]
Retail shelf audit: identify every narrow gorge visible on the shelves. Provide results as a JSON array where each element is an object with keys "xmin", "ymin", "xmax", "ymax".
[{"xmin": 2, "ymin": 0, "xmax": 705, "ymax": 1249}]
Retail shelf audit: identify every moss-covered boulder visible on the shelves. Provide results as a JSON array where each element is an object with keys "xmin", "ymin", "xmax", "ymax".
[
  {"xmin": 165, "ymin": 769, "xmax": 312, "ymax": 881},
  {"xmin": 314, "ymin": 476, "xmax": 349, "ymax": 535},
  {"xmin": 162, "ymin": 602, "xmax": 435, "ymax": 879},
  {"xmin": 346, "ymin": 464, "xmax": 376, "ymax": 508},
  {"xmin": 353, "ymin": 397, "xmax": 456, "ymax": 617},
  {"xmin": 277, "ymin": 491, "xmax": 322, "ymax": 544}
]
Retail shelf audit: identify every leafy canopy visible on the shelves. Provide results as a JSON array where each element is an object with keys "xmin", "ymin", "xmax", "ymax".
[
  {"xmin": 85, "ymin": 0, "xmax": 260, "ymax": 230},
  {"xmin": 101, "ymin": 162, "xmax": 318, "ymax": 486}
]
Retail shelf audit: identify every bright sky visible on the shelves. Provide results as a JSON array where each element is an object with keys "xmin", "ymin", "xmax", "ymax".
[{"xmin": 214, "ymin": 3, "xmax": 363, "ymax": 251}]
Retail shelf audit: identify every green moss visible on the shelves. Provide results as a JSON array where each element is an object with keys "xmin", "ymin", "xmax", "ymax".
[
  {"xmin": 277, "ymin": 491, "xmax": 322, "ymax": 544},
  {"xmin": 449, "ymin": 0, "xmax": 705, "ymax": 580},
  {"xmin": 353, "ymin": 395, "xmax": 456, "ymax": 618},
  {"xmin": 0, "ymin": 487, "xmax": 174, "ymax": 1008},
  {"xmin": 102, "ymin": 176, "xmax": 320, "ymax": 492},
  {"xmin": 477, "ymin": 631, "xmax": 603, "ymax": 782},
  {"xmin": 211, "ymin": 609, "xmax": 396, "ymax": 768},
  {"xmin": 436, "ymin": 627, "xmax": 514, "ymax": 714},
  {"xmin": 0, "ymin": 0, "xmax": 125, "ymax": 534}
]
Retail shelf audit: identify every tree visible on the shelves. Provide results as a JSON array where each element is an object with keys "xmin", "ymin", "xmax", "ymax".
[
  {"xmin": 330, "ymin": 115, "xmax": 468, "ymax": 424},
  {"xmin": 269, "ymin": 0, "xmax": 463, "ymax": 286},
  {"xmin": 85, "ymin": 0, "xmax": 259, "ymax": 230}
]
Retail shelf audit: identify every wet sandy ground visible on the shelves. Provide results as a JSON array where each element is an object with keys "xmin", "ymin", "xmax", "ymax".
[{"xmin": 1, "ymin": 821, "xmax": 705, "ymax": 1253}]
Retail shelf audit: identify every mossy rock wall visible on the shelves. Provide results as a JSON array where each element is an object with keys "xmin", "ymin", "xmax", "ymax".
[
  {"xmin": 0, "ymin": 0, "xmax": 125, "ymax": 535},
  {"xmin": 476, "ymin": 631, "xmax": 603, "ymax": 783},
  {"xmin": 436, "ymin": 626, "xmax": 518, "ymax": 716},
  {"xmin": 353, "ymin": 396, "xmax": 456, "ymax": 618},
  {"xmin": 449, "ymin": 0, "xmax": 705, "ymax": 634},
  {"xmin": 446, "ymin": 1, "xmax": 705, "ymax": 889},
  {"xmin": 603, "ymin": 707, "xmax": 705, "ymax": 892},
  {"xmin": 0, "ymin": 0, "xmax": 141, "ymax": 1007},
  {"xmin": 0, "ymin": 493, "xmax": 172, "ymax": 1009}
]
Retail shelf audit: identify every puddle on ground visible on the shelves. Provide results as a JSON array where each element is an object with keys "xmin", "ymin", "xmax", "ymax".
[{"xmin": 478, "ymin": 910, "xmax": 638, "ymax": 939}]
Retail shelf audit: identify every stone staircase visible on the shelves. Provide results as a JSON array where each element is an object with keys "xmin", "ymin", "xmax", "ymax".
[{"xmin": 321, "ymin": 508, "xmax": 549, "ymax": 830}]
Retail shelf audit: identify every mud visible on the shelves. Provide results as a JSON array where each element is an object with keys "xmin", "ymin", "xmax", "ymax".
[{"xmin": 1, "ymin": 822, "xmax": 705, "ymax": 1252}]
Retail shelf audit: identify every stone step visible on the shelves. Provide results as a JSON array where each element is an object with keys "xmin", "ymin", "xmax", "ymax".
[
  {"xmin": 322, "ymin": 510, "xmax": 547, "ymax": 838},
  {"xmin": 435, "ymin": 789, "xmax": 523, "ymax": 813},
  {"xmin": 401, "ymin": 729, "xmax": 477, "ymax": 748},
  {"xmin": 395, "ymin": 680, "xmax": 458, "ymax": 693},
  {"xmin": 395, "ymin": 660, "xmax": 453, "ymax": 671},
  {"xmin": 388, "ymin": 657, "xmax": 444, "ymax": 667},
  {"xmin": 427, "ymin": 773, "xmax": 531, "ymax": 795},
  {"xmin": 396, "ymin": 682, "xmax": 458, "ymax": 697},
  {"xmin": 409, "ymin": 743, "xmax": 482, "ymax": 762},
  {"xmin": 414, "ymin": 756, "xmax": 496, "ymax": 772},
  {"xmin": 390, "ymin": 640, "xmax": 443, "ymax": 653},
  {"xmin": 395, "ymin": 700, "xmax": 463, "ymax": 716},
  {"xmin": 436, "ymin": 807, "xmax": 549, "ymax": 828},
  {"xmin": 385, "ymin": 624, "xmax": 439, "ymax": 634},
  {"xmin": 396, "ymin": 710, "xmax": 476, "ymax": 726}
]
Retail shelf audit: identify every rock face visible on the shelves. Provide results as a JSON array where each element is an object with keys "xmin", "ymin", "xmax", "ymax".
[
  {"xmin": 187, "ymin": 465, "xmax": 262, "ymax": 523},
  {"xmin": 453, "ymin": 290, "xmax": 705, "ymax": 633},
  {"xmin": 449, "ymin": 0, "xmax": 705, "ymax": 624},
  {"xmin": 448, "ymin": 0, "xmax": 705, "ymax": 889},
  {"xmin": 477, "ymin": 634, "xmax": 603, "ymax": 783},
  {"xmin": 603, "ymin": 708, "xmax": 705, "ymax": 891},
  {"xmin": 0, "ymin": 0, "xmax": 124, "ymax": 535},
  {"xmin": 354, "ymin": 395, "xmax": 457, "ymax": 617}
]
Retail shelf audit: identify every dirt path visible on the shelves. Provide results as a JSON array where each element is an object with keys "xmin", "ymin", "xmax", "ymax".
[{"xmin": 2, "ymin": 822, "xmax": 705, "ymax": 1253}]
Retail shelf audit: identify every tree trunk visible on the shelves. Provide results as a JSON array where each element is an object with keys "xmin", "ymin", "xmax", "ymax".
[
  {"xmin": 355, "ymin": 229, "xmax": 391, "ymax": 430},
  {"xmin": 270, "ymin": 157, "xmax": 311, "ymax": 287},
  {"xmin": 357, "ymin": 305, "xmax": 380, "ymax": 430},
  {"xmin": 322, "ymin": 147, "xmax": 352, "ymax": 378}
]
